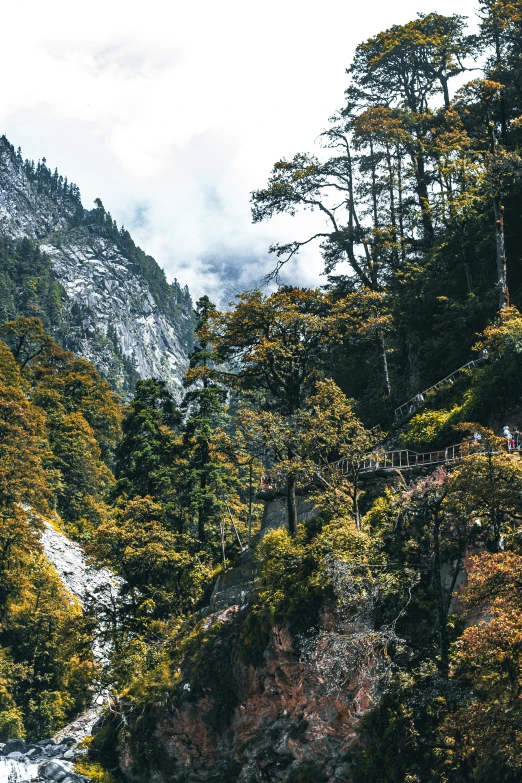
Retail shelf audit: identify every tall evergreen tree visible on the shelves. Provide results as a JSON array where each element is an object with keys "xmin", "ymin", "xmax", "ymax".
[
  {"xmin": 181, "ymin": 296, "xmax": 239, "ymax": 544},
  {"xmin": 114, "ymin": 378, "xmax": 182, "ymax": 529}
]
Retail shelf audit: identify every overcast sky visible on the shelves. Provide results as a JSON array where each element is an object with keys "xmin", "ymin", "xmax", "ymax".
[{"xmin": 2, "ymin": 0, "xmax": 479, "ymax": 303}]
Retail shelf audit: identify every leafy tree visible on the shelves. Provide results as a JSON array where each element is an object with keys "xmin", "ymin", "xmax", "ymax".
[
  {"xmin": 211, "ymin": 288, "xmax": 336, "ymax": 532},
  {"xmin": 298, "ymin": 379, "xmax": 379, "ymax": 527},
  {"xmin": 0, "ymin": 237, "xmax": 66, "ymax": 332},
  {"xmin": 1, "ymin": 318, "xmax": 122, "ymax": 537},
  {"xmin": 0, "ymin": 317, "xmax": 55, "ymax": 370},
  {"xmin": 349, "ymin": 13, "xmax": 474, "ymax": 113},
  {"xmin": 440, "ymin": 552, "xmax": 522, "ymax": 780},
  {"xmin": 92, "ymin": 497, "xmax": 210, "ymax": 627},
  {"xmin": 0, "ymin": 340, "xmax": 53, "ymax": 510},
  {"xmin": 449, "ymin": 426, "xmax": 522, "ymax": 551}
]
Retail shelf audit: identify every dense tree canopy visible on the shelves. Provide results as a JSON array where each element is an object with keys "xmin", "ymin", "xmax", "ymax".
[{"xmin": 4, "ymin": 8, "xmax": 522, "ymax": 782}]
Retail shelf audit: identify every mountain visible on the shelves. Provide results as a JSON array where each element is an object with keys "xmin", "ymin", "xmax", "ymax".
[{"xmin": 0, "ymin": 135, "xmax": 195, "ymax": 396}]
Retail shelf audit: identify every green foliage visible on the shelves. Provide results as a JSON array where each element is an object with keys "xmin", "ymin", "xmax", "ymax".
[
  {"xmin": 402, "ymin": 405, "xmax": 463, "ymax": 450},
  {"xmin": 93, "ymin": 497, "xmax": 212, "ymax": 624},
  {"xmin": 0, "ymin": 340, "xmax": 53, "ymax": 510},
  {"xmin": 74, "ymin": 758, "xmax": 119, "ymax": 783},
  {"xmin": 6, "ymin": 8, "xmax": 522, "ymax": 780},
  {"xmin": 253, "ymin": 506, "xmax": 375, "ymax": 635},
  {"xmin": 0, "ymin": 236, "xmax": 66, "ymax": 334},
  {"xmin": 114, "ymin": 378, "xmax": 181, "ymax": 511},
  {"xmin": 181, "ymin": 296, "xmax": 241, "ymax": 543},
  {"xmin": 0, "ymin": 505, "xmax": 95, "ymax": 740},
  {"xmin": 211, "ymin": 287, "xmax": 335, "ymax": 415}
]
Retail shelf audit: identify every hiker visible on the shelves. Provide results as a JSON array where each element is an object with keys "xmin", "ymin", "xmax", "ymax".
[
  {"xmin": 514, "ymin": 427, "xmax": 521, "ymax": 450},
  {"xmin": 503, "ymin": 425, "xmax": 514, "ymax": 450}
]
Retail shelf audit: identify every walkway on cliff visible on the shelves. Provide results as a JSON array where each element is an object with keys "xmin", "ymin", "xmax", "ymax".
[
  {"xmin": 334, "ymin": 442, "xmax": 464, "ymax": 474},
  {"xmin": 260, "ymin": 440, "xmax": 519, "ymax": 492},
  {"xmin": 394, "ymin": 354, "xmax": 488, "ymax": 421}
]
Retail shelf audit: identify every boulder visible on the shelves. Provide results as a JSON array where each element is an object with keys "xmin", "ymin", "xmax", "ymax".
[
  {"xmin": 7, "ymin": 751, "xmax": 24, "ymax": 759},
  {"xmin": 3, "ymin": 738, "xmax": 27, "ymax": 754},
  {"xmin": 38, "ymin": 738, "xmax": 54, "ymax": 747},
  {"xmin": 39, "ymin": 760, "xmax": 69, "ymax": 781},
  {"xmin": 45, "ymin": 745, "xmax": 63, "ymax": 757}
]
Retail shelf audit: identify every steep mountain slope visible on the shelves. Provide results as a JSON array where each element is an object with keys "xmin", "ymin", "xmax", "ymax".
[{"xmin": 0, "ymin": 135, "xmax": 194, "ymax": 396}]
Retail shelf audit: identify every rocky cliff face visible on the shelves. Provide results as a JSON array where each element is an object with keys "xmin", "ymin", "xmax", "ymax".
[
  {"xmin": 113, "ymin": 498, "xmax": 379, "ymax": 783},
  {"xmin": 118, "ymin": 605, "xmax": 376, "ymax": 783},
  {"xmin": 0, "ymin": 135, "xmax": 194, "ymax": 396}
]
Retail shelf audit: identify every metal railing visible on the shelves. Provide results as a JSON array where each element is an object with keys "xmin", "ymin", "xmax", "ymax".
[
  {"xmin": 394, "ymin": 358, "xmax": 486, "ymax": 421},
  {"xmin": 356, "ymin": 443, "xmax": 463, "ymax": 473},
  {"xmin": 258, "ymin": 436, "xmax": 514, "ymax": 491},
  {"xmin": 259, "ymin": 443, "xmax": 468, "ymax": 490}
]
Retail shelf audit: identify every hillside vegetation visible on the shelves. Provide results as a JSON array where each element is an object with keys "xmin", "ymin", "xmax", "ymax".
[{"xmin": 2, "ymin": 2, "xmax": 522, "ymax": 782}]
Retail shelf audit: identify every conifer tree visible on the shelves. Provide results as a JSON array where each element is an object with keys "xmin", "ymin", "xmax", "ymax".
[
  {"xmin": 182, "ymin": 296, "xmax": 240, "ymax": 544},
  {"xmin": 114, "ymin": 378, "xmax": 182, "ymax": 529}
]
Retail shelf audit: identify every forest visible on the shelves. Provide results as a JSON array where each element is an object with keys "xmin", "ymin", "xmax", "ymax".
[{"xmin": 2, "ymin": 1, "xmax": 522, "ymax": 781}]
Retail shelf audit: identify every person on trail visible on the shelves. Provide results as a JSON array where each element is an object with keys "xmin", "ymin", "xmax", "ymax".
[
  {"xmin": 514, "ymin": 427, "xmax": 521, "ymax": 450},
  {"xmin": 503, "ymin": 426, "xmax": 514, "ymax": 450},
  {"xmin": 472, "ymin": 432, "xmax": 482, "ymax": 451}
]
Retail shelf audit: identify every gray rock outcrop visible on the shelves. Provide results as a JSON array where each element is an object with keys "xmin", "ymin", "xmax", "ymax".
[{"xmin": 0, "ymin": 135, "xmax": 194, "ymax": 397}]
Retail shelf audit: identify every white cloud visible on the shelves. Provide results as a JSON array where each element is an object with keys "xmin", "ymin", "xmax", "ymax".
[{"xmin": 2, "ymin": 0, "xmax": 479, "ymax": 302}]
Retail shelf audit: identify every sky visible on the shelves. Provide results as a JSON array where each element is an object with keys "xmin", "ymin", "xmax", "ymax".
[{"xmin": 2, "ymin": 0, "xmax": 479, "ymax": 303}]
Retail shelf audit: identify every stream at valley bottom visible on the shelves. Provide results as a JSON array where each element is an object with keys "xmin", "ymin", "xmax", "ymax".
[{"xmin": 0, "ymin": 757, "xmax": 41, "ymax": 781}]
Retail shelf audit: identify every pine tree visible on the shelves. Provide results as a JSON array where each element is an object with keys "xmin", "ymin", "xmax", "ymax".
[
  {"xmin": 114, "ymin": 378, "xmax": 182, "ymax": 529},
  {"xmin": 181, "ymin": 296, "xmax": 240, "ymax": 544}
]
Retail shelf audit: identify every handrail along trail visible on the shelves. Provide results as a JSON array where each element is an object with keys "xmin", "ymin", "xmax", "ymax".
[
  {"xmin": 259, "ymin": 442, "xmax": 511, "ymax": 491},
  {"xmin": 394, "ymin": 358, "xmax": 486, "ymax": 421}
]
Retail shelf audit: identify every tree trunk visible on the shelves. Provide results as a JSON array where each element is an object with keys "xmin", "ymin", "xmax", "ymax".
[
  {"xmin": 414, "ymin": 151, "xmax": 435, "ymax": 246},
  {"xmin": 247, "ymin": 460, "xmax": 253, "ymax": 545},
  {"xmin": 198, "ymin": 472, "xmax": 207, "ymax": 543},
  {"xmin": 407, "ymin": 334, "xmax": 421, "ymax": 395},
  {"xmin": 386, "ymin": 143, "xmax": 400, "ymax": 270},
  {"xmin": 433, "ymin": 510, "xmax": 449, "ymax": 676},
  {"xmin": 441, "ymin": 76, "xmax": 450, "ymax": 111},
  {"xmin": 352, "ymin": 469, "xmax": 360, "ymax": 530},
  {"xmin": 494, "ymin": 27, "xmax": 508, "ymax": 139},
  {"xmin": 287, "ymin": 473, "xmax": 298, "ymax": 535},
  {"xmin": 492, "ymin": 195, "xmax": 508, "ymax": 309},
  {"xmin": 397, "ymin": 146, "xmax": 406, "ymax": 265},
  {"xmin": 379, "ymin": 330, "xmax": 392, "ymax": 400}
]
